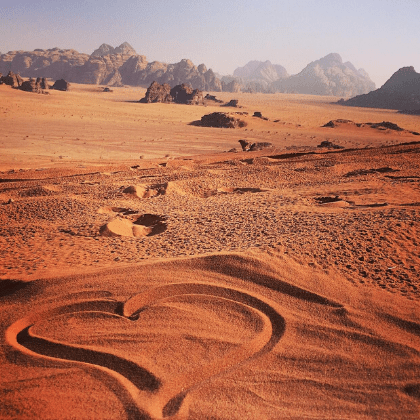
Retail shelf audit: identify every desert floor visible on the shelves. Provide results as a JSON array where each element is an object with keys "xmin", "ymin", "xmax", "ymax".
[{"xmin": 0, "ymin": 83, "xmax": 419, "ymax": 419}]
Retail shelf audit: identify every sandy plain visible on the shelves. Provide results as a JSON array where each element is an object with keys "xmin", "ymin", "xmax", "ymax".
[{"xmin": 0, "ymin": 83, "xmax": 419, "ymax": 419}]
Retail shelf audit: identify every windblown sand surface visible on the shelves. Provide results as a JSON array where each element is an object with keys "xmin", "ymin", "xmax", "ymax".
[{"xmin": 1, "ymin": 83, "xmax": 419, "ymax": 419}]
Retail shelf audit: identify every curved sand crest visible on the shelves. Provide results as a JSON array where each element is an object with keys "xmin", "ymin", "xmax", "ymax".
[
  {"xmin": 123, "ymin": 184, "xmax": 165, "ymax": 199},
  {"xmin": 1, "ymin": 252, "xmax": 419, "ymax": 419},
  {"xmin": 5, "ymin": 282, "xmax": 285, "ymax": 420},
  {"xmin": 97, "ymin": 206, "xmax": 132, "ymax": 214},
  {"xmin": 100, "ymin": 214, "xmax": 167, "ymax": 237}
]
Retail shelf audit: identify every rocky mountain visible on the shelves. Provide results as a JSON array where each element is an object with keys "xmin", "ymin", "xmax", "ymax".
[
  {"xmin": 340, "ymin": 66, "xmax": 420, "ymax": 111},
  {"xmin": 234, "ymin": 60, "xmax": 288, "ymax": 83},
  {"xmin": 228, "ymin": 60, "xmax": 289, "ymax": 92},
  {"xmin": 271, "ymin": 53, "xmax": 375, "ymax": 97},
  {"xmin": 0, "ymin": 43, "xmax": 222, "ymax": 91},
  {"xmin": 91, "ymin": 42, "xmax": 137, "ymax": 57}
]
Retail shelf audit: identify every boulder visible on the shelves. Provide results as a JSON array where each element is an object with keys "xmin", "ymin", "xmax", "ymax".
[
  {"xmin": 51, "ymin": 79, "xmax": 70, "ymax": 91},
  {"xmin": 222, "ymin": 99, "xmax": 239, "ymax": 107},
  {"xmin": 239, "ymin": 140, "xmax": 272, "ymax": 151},
  {"xmin": 139, "ymin": 81, "xmax": 172, "ymax": 103},
  {"xmin": 204, "ymin": 94, "xmax": 223, "ymax": 103}
]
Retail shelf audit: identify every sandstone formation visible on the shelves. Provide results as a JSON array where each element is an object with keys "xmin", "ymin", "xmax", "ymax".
[
  {"xmin": 238, "ymin": 139, "xmax": 273, "ymax": 151},
  {"xmin": 193, "ymin": 112, "xmax": 247, "ymax": 128},
  {"xmin": 204, "ymin": 94, "xmax": 223, "ymax": 103},
  {"xmin": 0, "ymin": 71, "xmax": 23, "ymax": 87},
  {"xmin": 140, "ymin": 82, "xmax": 204, "ymax": 105},
  {"xmin": 139, "ymin": 81, "xmax": 172, "ymax": 103},
  {"xmin": 0, "ymin": 43, "xmax": 222, "ymax": 91},
  {"xmin": 0, "ymin": 48, "xmax": 89, "ymax": 81},
  {"xmin": 339, "ymin": 66, "xmax": 420, "ymax": 111},
  {"xmin": 170, "ymin": 84, "xmax": 203, "ymax": 105},
  {"xmin": 322, "ymin": 119, "xmax": 419, "ymax": 135},
  {"xmin": 19, "ymin": 77, "xmax": 49, "ymax": 93},
  {"xmin": 51, "ymin": 79, "xmax": 70, "ymax": 91},
  {"xmin": 271, "ymin": 53, "xmax": 375, "ymax": 97},
  {"xmin": 222, "ymin": 99, "xmax": 239, "ymax": 107}
]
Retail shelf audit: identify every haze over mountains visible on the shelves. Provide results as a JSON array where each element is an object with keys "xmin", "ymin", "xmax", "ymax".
[{"xmin": 0, "ymin": 43, "xmax": 376, "ymax": 97}]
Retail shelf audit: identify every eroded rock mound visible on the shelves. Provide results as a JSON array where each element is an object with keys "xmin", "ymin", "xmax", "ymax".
[
  {"xmin": 140, "ymin": 81, "xmax": 172, "ymax": 103},
  {"xmin": 204, "ymin": 94, "xmax": 223, "ymax": 103},
  {"xmin": 19, "ymin": 77, "xmax": 49, "ymax": 93},
  {"xmin": 140, "ymin": 82, "xmax": 203, "ymax": 104},
  {"xmin": 51, "ymin": 79, "xmax": 70, "ymax": 91},
  {"xmin": 170, "ymin": 84, "xmax": 203, "ymax": 104},
  {"xmin": 317, "ymin": 140, "xmax": 344, "ymax": 149},
  {"xmin": 239, "ymin": 140, "xmax": 273, "ymax": 151},
  {"xmin": 194, "ymin": 112, "xmax": 247, "ymax": 128},
  {"xmin": 323, "ymin": 119, "xmax": 356, "ymax": 128},
  {"xmin": 222, "ymin": 99, "xmax": 239, "ymax": 107},
  {"xmin": 0, "ymin": 71, "xmax": 23, "ymax": 87},
  {"xmin": 322, "ymin": 119, "xmax": 419, "ymax": 135}
]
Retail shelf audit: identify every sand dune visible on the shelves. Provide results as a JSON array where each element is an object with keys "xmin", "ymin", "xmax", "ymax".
[{"xmin": 0, "ymin": 82, "xmax": 419, "ymax": 419}]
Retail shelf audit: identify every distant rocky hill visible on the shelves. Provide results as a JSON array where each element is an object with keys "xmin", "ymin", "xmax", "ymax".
[
  {"xmin": 234, "ymin": 60, "xmax": 288, "ymax": 84},
  {"xmin": 271, "ymin": 53, "xmax": 375, "ymax": 97},
  {"xmin": 0, "ymin": 42, "xmax": 222, "ymax": 91},
  {"xmin": 339, "ymin": 66, "xmax": 420, "ymax": 111},
  {"xmin": 220, "ymin": 60, "xmax": 288, "ymax": 93}
]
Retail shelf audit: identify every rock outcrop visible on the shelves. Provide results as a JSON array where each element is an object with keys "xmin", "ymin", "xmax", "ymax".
[
  {"xmin": 139, "ymin": 81, "xmax": 172, "ymax": 103},
  {"xmin": 51, "ymin": 79, "xmax": 70, "ymax": 91},
  {"xmin": 0, "ymin": 44, "xmax": 223, "ymax": 91},
  {"xmin": 0, "ymin": 71, "xmax": 23, "ymax": 87},
  {"xmin": 170, "ymin": 84, "xmax": 203, "ymax": 105},
  {"xmin": 339, "ymin": 66, "xmax": 420, "ymax": 111},
  {"xmin": 140, "ymin": 82, "xmax": 203, "ymax": 105},
  {"xmin": 19, "ymin": 77, "xmax": 49, "ymax": 93},
  {"xmin": 238, "ymin": 140, "xmax": 273, "ymax": 151},
  {"xmin": 193, "ymin": 112, "xmax": 247, "ymax": 128},
  {"xmin": 271, "ymin": 53, "xmax": 375, "ymax": 97}
]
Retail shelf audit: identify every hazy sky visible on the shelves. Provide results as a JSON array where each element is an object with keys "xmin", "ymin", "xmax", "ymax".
[{"xmin": 1, "ymin": 0, "xmax": 419, "ymax": 87}]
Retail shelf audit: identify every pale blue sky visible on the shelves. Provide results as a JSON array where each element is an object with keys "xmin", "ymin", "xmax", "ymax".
[{"xmin": 1, "ymin": 0, "xmax": 419, "ymax": 87}]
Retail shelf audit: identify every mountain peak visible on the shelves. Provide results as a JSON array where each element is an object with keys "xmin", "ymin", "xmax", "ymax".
[
  {"xmin": 317, "ymin": 53, "xmax": 343, "ymax": 67},
  {"xmin": 381, "ymin": 66, "xmax": 420, "ymax": 91},
  {"xmin": 114, "ymin": 42, "xmax": 136, "ymax": 55},
  {"xmin": 91, "ymin": 43, "xmax": 115, "ymax": 57},
  {"xmin": 91, "ymin": 42, "xmax": 137, "ymax": 57}
]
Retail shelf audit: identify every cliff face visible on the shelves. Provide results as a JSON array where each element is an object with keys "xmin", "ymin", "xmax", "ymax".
[
  {"xmin": 0, "ymin": 43, "xmax": 222, "ymax": 91},
  {"xmin": 271, "ymin": 53, "xmax": 375, "ymax": 97},
  {"xmin": 340, "ymin": 66, "xmax": 420, "ymax": 110}
]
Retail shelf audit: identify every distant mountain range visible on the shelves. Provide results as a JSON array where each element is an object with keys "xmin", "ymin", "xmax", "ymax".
[
  {"xmin": 339, "ymin": 66, "xmax": 420, "ymax": 111},
  {"xmin": 0, "ymin": 44, "xmax": 376, "ymax": 97},
  {"xmin": 0, "ymin": 42, "xmax": 222, "ymax": 91},
  {"xmin": 225, "ymin": 54, "xmax": 375, "ymax": 96}
]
